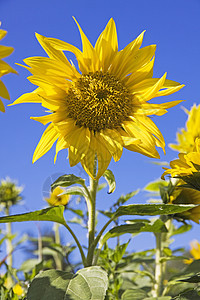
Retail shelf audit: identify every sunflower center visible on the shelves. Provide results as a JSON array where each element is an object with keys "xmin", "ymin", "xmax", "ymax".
[{"xmin": 65, "ymin": 71, "xmax": 133, "ymax": 131}]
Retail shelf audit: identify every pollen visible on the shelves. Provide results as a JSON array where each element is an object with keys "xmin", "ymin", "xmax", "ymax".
[{"xmin": 65, "ymin": 71, "xmax": 133, "ymax": 131}]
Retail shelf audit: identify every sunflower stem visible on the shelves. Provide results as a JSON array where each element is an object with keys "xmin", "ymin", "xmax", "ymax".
[
  {"xmin": 5, "ymin": 203, "xmax": 14, "ymax": 286},
  {"xmin": 86, "ymin": 157, "xmax": 98, "ymax": 266},
  {"xmin": 62, "ymin": 221, "xmax": 86, "ymax": 266},
  {"xmin": 152, "ymin": 231, "xmax": 163, "ymax": 297},
  {"xmin": 152, "ymin": 217, "xmax": 172, "ymax": 297},
  {"xmin": 53, "ymin": 222, "xmax": 62, "ymax": 270}
]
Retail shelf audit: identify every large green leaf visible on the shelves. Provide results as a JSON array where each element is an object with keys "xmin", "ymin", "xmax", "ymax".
[
  {"xmin": 103, "ymin": 169, "xmax": 116, "ymax": 194},
  {"xmin": 27, "ymin": 267, "xmax": 108, "ymax": 300},
  {"xmin": 115, "ymin": 204, "xmax": 196, "ymax": 217},
  {"xmin": 51, "ymin": 174, "xmax": 85, "ymax": 190},
  {"xmin": 0, "ymin": 206, "xmax": 66, "ymax": 226}
]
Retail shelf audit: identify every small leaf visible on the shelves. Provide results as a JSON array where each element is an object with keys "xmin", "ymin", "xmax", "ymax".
[
  {"xmin": 121, "ymin": 289, "xmax": 147, "ymax": 300},
  {"xmin": 114, "ymin": 190, "xmax": 139, "ymax": 207},
  {"xmin": 97, "ymin": 183, "xmax": 107, "ymax": 192},
  {"xmin": 115, "ymin": 204, "xmax": 196, "ymax": 217},
  {"xmin": 51, "ymin": 174, "xmax": 85, "ymax": 191},
  {"xmin": 103, "ymin": 169, "xmax": 116, "ymax": 194},
  {"xmin": 100, "ymin": 219, "xmax": 167, "ymax": 246},
  {"xmin": 0, "ymin": 206, "xmax": 66, "ymax": 226},
  {"xmin": 179, "ymin": 273, "xmax": 200, "ymax": 283},
  {"xmin": 172, "ymin": 224, "xmax": 192, "ymax": 236},
  {"xmin": 27, "ymin": 267, "xmax": 108, "ymax": 300},
  {"xmin": 112, "ymin": 241, "xmax": 130, "ymax": 263},
  {"xmin": 144, "ymin": 180, "xmax": 168, "ymax": 192},
  {"xmin": 61, "ymin": 186, "xmax": 87, "ymax": 197},
  {"xmin": 110, "ymin": 219, "xmax": 167, "ymax": 235},
  {"xmin": 68, "ymin": 208, "xmax": 84, "ymax": 217}
]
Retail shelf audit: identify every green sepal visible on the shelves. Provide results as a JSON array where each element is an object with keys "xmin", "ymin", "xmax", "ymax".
[
  {"xmin": 51, "ymin": 174, "xmax": 85, "ymax": 191},
  {"xmin": 103, "ymin": 169, "xmax": 116, "ymax": 194}
]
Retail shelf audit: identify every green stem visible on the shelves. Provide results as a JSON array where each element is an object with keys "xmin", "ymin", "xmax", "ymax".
[
  {"xmin": 86, "ymin": 175, "xmax": 98, "ymax": 266},
  {"xmin": 62, "ymin": 221, "xmax": 86, "ymax": 267},
  {"xmin": 85, "ymin": 156, "xmax": 99, "ymax": 266},
  {"xmin": 53, "ymin": 222, "xmax": 62, "ymax": 270},
  {"xmin": 152, "ymin": 232, "xmax": 163, "ymax": 297},
  {"xmin": 37, "ymin": 224, "xmax": 43, "ymax": 263},
  {"xmin": 152, "ymin": 217, "xmax": 172, "ymax": 297},
  {"xmin": 5, "ymin": 204, "xmax": 13, "ymax": 286},
  {"xmin": 5, "ymin": 205, "xmax": 13, "ymax": 268}
]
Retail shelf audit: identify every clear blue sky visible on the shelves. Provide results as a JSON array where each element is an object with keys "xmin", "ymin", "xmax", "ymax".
[{"xmin": 0, "ymin": 0, "xmax": 200, "ymax": 268}]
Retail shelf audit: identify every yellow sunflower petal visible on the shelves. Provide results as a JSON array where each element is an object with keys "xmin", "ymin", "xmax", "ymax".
[
  {"xmin": 0, "ymin": 98, "xmax": 5, "ymax": 112},
  {"xmin": 0, "ymin": 29, "xmax": 7, "ymax": 40},
  {"xmin": 73, "ymin": 17, "xmax": 98, "ymax": 72},
  {"xmin": 54, "ymin": 136, "xmax": 68, "ymax": 163},
  {"xmin": 100, "ymin": 129, "xmax": 123, "ymax": 161},
  {"xmin": 123, "ymin": 56, "xmax": 155, "ymax": 87},
  {"xmin": 110, "ymin": 30, "xmax": 145, "ymax": 75},
  {"xmin": 67, "ymin": 127, "xmax": 90, "ymax": 167},
  {"xmin": 95, "ymin": 18, "xmax": 118, "ymax": 71},
  {"xmin": 35, "ymin": 33, "xmax": 69, "ymax": 65},
  {"xmin": 114, "ymin": 44, "xmax": 156, "ymax": 80},
  {"xmin": 0, "ymin": 45, "xmax": 14, "ymax": 59},
  {"xmin": 33, "ymin": 124, "xmax": 59, "ymax": 163},
  {"xmin": 0, "ymin": 80, "xmax": 10, "ymax": 99},
  {"xmin": 0, "ymin": 60, "xmax": 18, "ymax": 75},
  {"xmin": 9, "ymin": 88, "xmax": 43, "ymax": 106},
  {"xmin": 24, "ymin": 56, "xmax": 79, "ymax": 79}
]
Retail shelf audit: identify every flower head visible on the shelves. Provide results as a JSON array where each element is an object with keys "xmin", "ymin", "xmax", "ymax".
[
  {"xmin": 45, "ymin": 186, "xmax": 70, "ymax": 207},
  {"xmin": 162, "ymin": 138, "xmax": 200, "ymax": 179},
  {"xmin": 12, "ymin": 18, "xmax": 184, "ymax": 178},
  {"xmin": 0, "ymin": 177, "xmax": 23, "ymax": 207},
  {"xmin": 184, "ymin": 240, "xmax": 200, "ymax": 264},
  {"xmin": 170, "ymin": 104, "xmax": 200, "ymax": 153},
  {"xmin": 0, "ymin": 23, "xmax": 17, "ymax": 112}
]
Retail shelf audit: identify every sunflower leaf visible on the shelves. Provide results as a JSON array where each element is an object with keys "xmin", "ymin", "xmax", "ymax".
[
  {"xmin": 115, "ymin": 204, "xmax": 196, "ymax": 217},
  {"xmin": 51, "ymin": 174, "xmax": 85, "ymax": 191},
  {"xmin": 0, "ymin": 206, "xmax": 66, "ymax": 226},
  {"xmin": 103, "ymin": 169, "xmax": 116, "ymax": 194},
  {"xmin": 27, "ymin": 267, "xmax": 108, "ymax": 300}
]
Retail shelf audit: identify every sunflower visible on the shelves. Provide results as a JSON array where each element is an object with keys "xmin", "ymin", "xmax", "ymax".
[
  {"xmin": 170, "ymin": 104, "xmax": 200, "ymax": 153},
  {"xmin": 162, "ymin": 138, "xmax": 200, "ymax": 179},
  {"xmin": 0, "ymin": 23, "xmax": 17, "ymax": 112},
  {"xmin": 45, "ymin": 186, "xmax": 70, "ymax": 207},
  {"xmin": 11, "ymin": 18, "xmax": 184, "ymax": 178}
]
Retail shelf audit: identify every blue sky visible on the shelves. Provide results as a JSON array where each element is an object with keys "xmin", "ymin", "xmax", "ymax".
[{"xmin": 0, "ymin": 0, "xmax": 200, "ymax": 268}]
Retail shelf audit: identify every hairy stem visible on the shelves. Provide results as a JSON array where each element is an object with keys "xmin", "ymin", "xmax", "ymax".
[
  {"xmin": 5, "ymin": 205, "xmax": 13, "ymax": 268},
  {"xmin": 86, "ymin": 175, "xmax": 98, "ymax": 266},
  {"xmin": 63, "ymin": 222, "xmax": 86, "ymax": 267},
  {"xmin": 152, "ymin": 232, "xmax": 163, "ymax": 297},
  {"xmin": 53, "ymin": 222, "xmax": 62, "ymax": 270},
  {"xmin": 86, "ymin": 157, "xmax": 98, "ymax": 266}
]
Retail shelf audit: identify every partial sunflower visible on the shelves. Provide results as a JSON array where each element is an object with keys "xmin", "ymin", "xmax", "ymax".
[
  {"xmin": 11, "ymin": 18, "xmax": 184, "ymax": 179},
  {"xmin": 168, "ymin": 179, "xmax": 200, "ymax": 224},
  {"xmin": 0, "ymin": 23, "xmax": 17, "ymax": 112},
  {"xmin": 170, "ymin": 104, "xmax": 200, "ymax": 153},
  {"xmin": 45, "ymin": 186, "xmax": 70, "ymax": 207},
  {"xmin": 162, "ymin": 138, "xmax": 200, "ymax": 180},
  {"xmin": 184, "ymin": 240, "xmax": 200, "ymax": 264}
]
